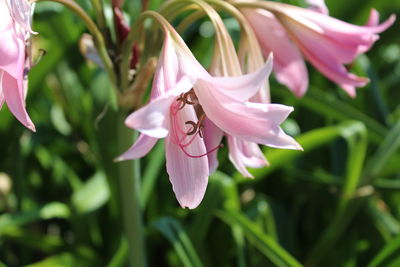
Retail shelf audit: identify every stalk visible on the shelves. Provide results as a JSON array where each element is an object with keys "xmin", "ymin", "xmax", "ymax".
[
  {"xmin": 117, "ymin": 111, "xmax": 147, "ymax": 267},
  {"xmin": 34, "ymin": 0, "xmax": 118, "ymax": 92}
]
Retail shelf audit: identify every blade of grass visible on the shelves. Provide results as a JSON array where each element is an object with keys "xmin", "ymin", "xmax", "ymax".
[
  {"xmin": 153, "ymin": 217, "xmax": 203, "ymax": 267},
  {"xmin": 300, "ymin": 90, "xmax": 387, "ymax": 142},
  {"xmin": 367, "ymin": 199, "xmax": 400, "ymax": 242},
  {"xmin": 306, "ymin": 122, "xmax": 368, "ymax": 266},
  {"xmin": 235, "ymin": 121, "xmax": 366, "ymax": 182},
  {"xmin": 367, "ymin": 234, "xmax": 400, "ymax": 267},
  {"xmin": 0, "ymin": 202, "xmax": 70, "ymax": 235},
  {"xmin": 107, "ymin": 238, "xmax": 129, "ymax": 267},
  {"xmin": 140, "ymin": 140, "xmax": 165, "ymax": 209},
  {"xmin": 364, "ymin": 119, "xmax": 400, "ymax": 180},
  {"xmin": 217, "ymin": 210, "xmax": 302, "ymax": 267}
]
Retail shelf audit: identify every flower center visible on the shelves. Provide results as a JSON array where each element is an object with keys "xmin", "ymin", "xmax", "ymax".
[{"xmin": 170, "ymin": 89, "xmax": 223, "ymax": 158}]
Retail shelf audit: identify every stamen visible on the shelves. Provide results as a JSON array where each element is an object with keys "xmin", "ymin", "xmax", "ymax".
[
  {"xmin": 170, "ymin": 102, "xmax": 188, "ymax": 144},
  {"xmin": 176, "ymin": 90, "xmax": 197, "ymax": 110},
  {"xmin": 198, "ymin": 124, "xmax": 204, "ymax": 138},
  {"xmin": 185, "ymin": 121, "xmax": 198, "ymax": 135},
  {"xmin": 175, "ymin": 94, "xmax": 186, "ymax": 110},
  {"xmin": 170, "ymin": 93, "xmax": 222, "ymax": 159},
  {"xmin": 179, "ymin": 144, "xmax": 224, "ymax": 158},
  {"xmin": 183, "ymin": 91, "xmax": 196, "ymax": 105}
]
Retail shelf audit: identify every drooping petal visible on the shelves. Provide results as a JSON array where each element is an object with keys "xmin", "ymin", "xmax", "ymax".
[
  {"xmin": 0, "ymin": 72, "xmax": 4, "ymax": 109},
  {"xmin": 366, "ymin": 9, "xmax": 380, "ymax": 27},
  {"xmin": 239, "ymin": 141, "xmax": 268, "ymax": 168},
  {"xmin": 280, "ymin": 17, "xmax": 369, "ymax": 96},
  {"xmin": 125, "ymin": 96, "xmax": 173, "ymax": 138},
  {"xmin": 0, "ymin": 29, "xmax": 22, "ymax": 78},
  {"xmin": 165, "ymin": 105, "xmax": 209, "ymax": 209},
  {"xmin": 2, "ymin": 71, "xmax": 35, "ymax": 131},
  {"xmin": 124, "ymin": 77, "xmax": 193, "ymax": 138},
  {"xmin": 150, "ymin": 32, "xmax": 180, "ymax": 98},
  {"xmin": 273, "ymin": 2, "xmax": 395, "ymax": 35},
  {"xmin": 8, "ymin": 0, "xmax": 37, "ymax": 35},
  {"xmin": 0, "ymin": 93, "xmax": 4, "ymax": 110},
  {"xmin": 115, "ymin": 134, "xmax": 158, "ymax": 161},
  {"xmin": 228, "ymin": 136, "xmax": 253, "ymax": 178},
  {"xmin": 202, "ymin": 54, "xmax": 273, "ymax": 101},
  {"xmin": 243, "ymin": 9, "xmax": 309, "ymax": 97},
  {"xmin": 195, "ymin": 79, "xmax": 301, "ymax": 149},
  {"xmin": 202, "ymin": 117, "xmax": 223, "ymax": 175},
  {"xmin": 227, "ymin": 135, "xmax": 268, "ymax": 178},
  {"xmin": 274, "ymin": 3, "xmax": 395, "ymax": 61},
  {"xmin": 0, "ymin": 1, "xmax": 13, "ymax": 32}
]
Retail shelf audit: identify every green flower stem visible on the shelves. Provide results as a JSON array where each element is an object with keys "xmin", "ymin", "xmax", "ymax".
[
  {"xmin": 35, "ymin": 0, "xmax": 118, "ymax": 92},
  {"xmin": 119, "ymin": 11, "xmax": 174, "ymax": 93},
  {"xmin": 117, "ymin": 112, "xmax": 147, "ymax": 267},
  {"xmin": 89, "ymin": 0, "xmax": 111, "ymax": 47}
]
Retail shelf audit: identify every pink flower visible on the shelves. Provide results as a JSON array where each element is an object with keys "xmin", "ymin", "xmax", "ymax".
[
  {"xmin": 0, "ymin": 0, "xmax": 35, "ymax": 131},
  {"xmin": 117, "ymin": 31, "xmax": 301, "ymax": 209},
  {"xmin": 241, "ymin": 2, "xmax": 395, "ymax": 97}
]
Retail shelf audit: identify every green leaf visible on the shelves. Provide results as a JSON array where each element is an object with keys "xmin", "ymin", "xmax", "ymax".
[
  {"xmin": 140, "ymin": 140, "xmax": 165, "ymax": 209},
  {"xmin": 107, "ymin": 238, "xmax": 129, "ymax": 267},
  {"xmin": 367, "ymin": 199, "xmax": 400, "ymax": 242},
  {"xmin": 300, "ymin": 89, "xmax": 387, "ymax": 142},
  {"xmin": 217, "ymin": 210, "xmax": 302, "ymax": 267},
  {"xmin": 340, "ymin": 122, "xmax": 368, "ymax": 205},
  {"xmin": 0, "ymin": 202, "xmax": 70, "ymax": 235},
  {"xmin": 306, "ymin": 122, "xmax": 368, "ymax": 266},
  {"xmin": 368, "ymin": 234, "xmax": 400, "ymax": 267},
  {"xmin": 153, "ymin": 217, "xmax": 203, "ymax": 267},
  {"xmin": 50, "ymin": 104, "xmax": 72, "ymax": 136},
  {"xmin": 71, "ymin": 171, "xmax": 110, "ymax": 214},
  {"xmin": 235, "ymin": 121, "xmax": 367, "ymax": 182},
  {"xmin": 364, "ymin": 119, "xmax": 400, "ymax": 180},
  {"xmin": 25, "ymin": 253, "xmax": 80, "ymax": 267},
  {"xmin": 193, "ymin": 172, "xmax": 246, "ymax": 267},
  {"xmin": 1, "ymin": 228, "xmax": 63, "ymax": 253}
]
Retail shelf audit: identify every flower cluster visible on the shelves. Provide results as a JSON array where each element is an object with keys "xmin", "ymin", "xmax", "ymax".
[
  {"xmin": 1, "ymin": 0, "xmax": 394, "ymax": 208},
  {"xmin": 116, "ymin": 1, "xmax": 394, "ymax": 208},
  {"xmin": 240, "ymin": 1, "xmax": 395, "ymax": 97}
]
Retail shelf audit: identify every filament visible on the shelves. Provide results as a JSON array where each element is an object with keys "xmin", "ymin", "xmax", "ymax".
[
  {"xmin": 179, "ymin": 143, "xmax": 224, "ymax": 159},
  {"xmin": 170, "ymin": 92, "xmax": 223, "ymax": 159}
]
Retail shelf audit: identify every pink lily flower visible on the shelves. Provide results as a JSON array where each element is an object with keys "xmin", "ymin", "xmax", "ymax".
[
  {"xmin": 117, "ymin": 31, "xmax": 301, "ymax": 209},
  {"xmin": 241, "ymin": 2, "xmax": 395, "ymax": 97},
  {"xmin": 0, "ymin": 0, "xmax": 35, "ymax": 131}
]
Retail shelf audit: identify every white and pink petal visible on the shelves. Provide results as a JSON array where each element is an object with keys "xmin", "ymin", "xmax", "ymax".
[
  {"xmin": 243, "ymin": 9, "xmax": 309, "ymax": 97},
  {"xmin": 2, "ymin": 72, "xmax": 35, "ymax": 131},
  {"xmin": 116, "ymin": 134, "xmax": 158, "ymax": 161},
  {"xmin": 165, "ymin": 105, "xmax": 209, "ymax": 209},
  {"xmin": 228, "ymin": 136, "xmax": 268, "ymax": 178},
  {"xmin": 125, "ymin": 77, "xmax": 193, "ymax": 138}
]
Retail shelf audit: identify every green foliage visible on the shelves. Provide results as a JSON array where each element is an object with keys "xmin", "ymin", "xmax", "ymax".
[{"xmin": 1, "ymin": 0, "xmax": 400, "ymax": 266}]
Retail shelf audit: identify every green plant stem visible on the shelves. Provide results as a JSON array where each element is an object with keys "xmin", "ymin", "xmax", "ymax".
[
  {"xmin": 90, "ymin": 0, "xmax": 111, "ymax": 47},
  {"xmin": 119, "ymin": 11, "xmax": 173, "ymax": 92},
  {"xmin": 117, "ymin": 112, "xmax": 147, "ymax": 267},
  {"xmin": 35, "ymin": 0, "xmax": 118, "ymax": 91}
]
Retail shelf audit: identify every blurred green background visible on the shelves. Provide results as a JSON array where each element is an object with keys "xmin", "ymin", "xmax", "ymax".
[{"xmin": 1, "ymin": 0, "xmax": 400, "ymax": 266}]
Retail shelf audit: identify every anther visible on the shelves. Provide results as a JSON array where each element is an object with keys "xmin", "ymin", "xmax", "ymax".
[
  {"xmin": 183, "ymin": 91, "xmax": 196, "ymax": 105},
  {"xmin": 198, "ymin": 124, "xmax": 205, "ymax": 138},
  {"xmin": 185, "ymin": 121, "xmax": 198, "ymax": 135}
]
